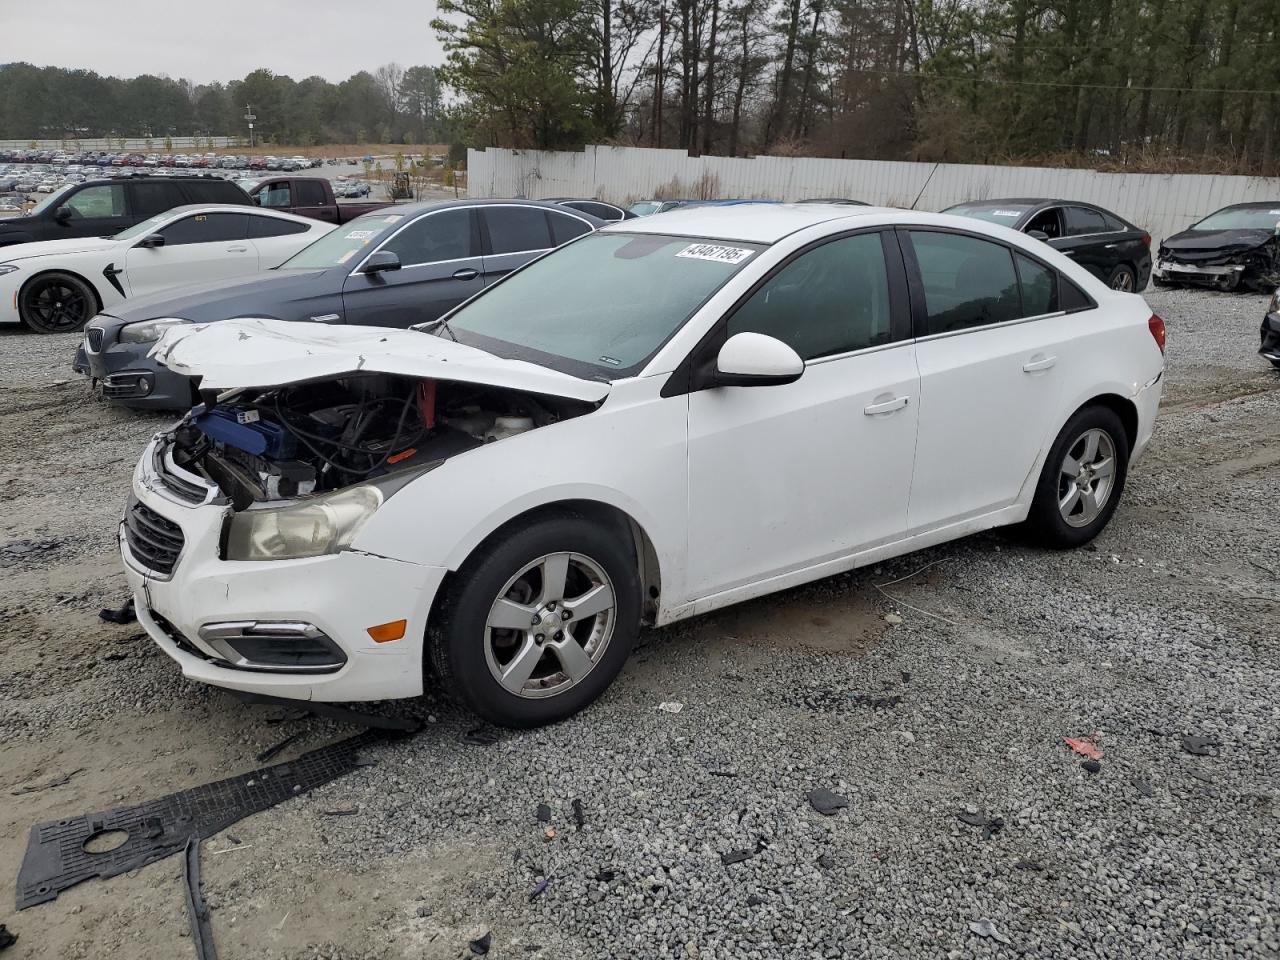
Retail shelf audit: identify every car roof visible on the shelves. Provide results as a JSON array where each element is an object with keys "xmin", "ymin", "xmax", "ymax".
[
  {"xmin": 158, "ymin": 203, "xmax": 317, "ymax": 224},
  {"xmin": 602, "ymin": 202, "xmax": 897, "ymax": 243},
  {"xmin": 350, "ymin": 197, "xmax": 607, "ymax": 223},
  {"xmin": 1214, "ymin": 201, "xmax": 1280, "ymax": 210}
]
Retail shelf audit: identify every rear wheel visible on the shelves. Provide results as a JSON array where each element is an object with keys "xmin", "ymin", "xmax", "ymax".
[
  {"xmin": 19, "ymin": 272, "xmax": 97, "ymax": 333},
  {"xmin": 1025, "ymin": 406, "xmax": 1130, "ymax": 549},
  {"xmin": 1107, "ymin": 264, "xmax": 1136, "ymax": 292},
  {"xmin": 428, "ymin": 511, "xmax": 641, "ymax": 727}
]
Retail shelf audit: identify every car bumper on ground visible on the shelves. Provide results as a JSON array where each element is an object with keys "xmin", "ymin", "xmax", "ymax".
[
  {"xmin": 122, "ymin": 439, "xmax": 446, "ymax": 702},
  {"xmin": 78, "ymin": 325, "xmax": 194, "ymax": 409},
  {"xmin": 1153, "ymin": 258, "xmax": 1245, "ymax": 287},
  {"xmin": 1260, "ymin": 311, "xmax": 1280, "ymax": 363}
]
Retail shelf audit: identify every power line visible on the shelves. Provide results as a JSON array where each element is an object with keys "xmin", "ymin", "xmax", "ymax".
[{"xmin": 844, "ymin": 66, "xmax": 1280, "ymax": 96}]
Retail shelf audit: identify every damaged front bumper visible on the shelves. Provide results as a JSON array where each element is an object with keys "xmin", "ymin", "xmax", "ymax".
[
  {"xmin": 1260, "ymin": 306, "xmax": 1280, "ymax": 364},
  {"xmin": 1152, "ymin": 258, "xmax": 1247, "ymax": 287},
  {"xmin": 123, "ymin": 438, "xmax": 447, "ymax": 702}
]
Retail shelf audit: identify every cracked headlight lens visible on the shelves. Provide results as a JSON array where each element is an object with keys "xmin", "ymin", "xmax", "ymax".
[
  {"xmin": 120, "ymin": 316, "xmax": 190, "ymax": 344},
  {"xmin": 225, "ymin": 484, "xmax": 383, "ymax": 561}
]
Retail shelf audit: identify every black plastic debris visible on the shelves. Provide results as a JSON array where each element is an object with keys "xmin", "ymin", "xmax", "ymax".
[
  {"xmin": 529, "ymin": 878, "xmax": 550, "ymax": 901},
  {"xmin": 183, "ymin": 837, "xmax": 217, "ymax": 960},
  {"xmin": 1081, "ymin": 759, "xmax": 1102, "ymax": 775},
  {"xmin": 1133, "ymin": 778, "xmax": 1155, "ymax": 797},
  {"xmin": 957, "ymin": 810, "xmax": 1003, "ymax": 839},
  {"xmin": 15, "ymin": 732, "xmax": 381, "ymax": 909},
  {"xmin": 807, "ymin": 788, "xmax": 849, "ymax": 816},
  {"xmin": 1, "ymin": 539, "xmax": 62, "ymax": 562},
  {"xmin": 1181, "ymin": 735, "xmax": 1221, "ymax": 757},
  {"xmin": 571, "ymin": 799, "xmax": 585, "ymax": 830},
  {"xmin": 0, "ymin": 925, "xmax": 15, "ymax": 951},
  {"xmin": 816, "ymin": 854, "xmax": 835, "ymax": 870},
  {"xmin": 709, "ymin": 770, "xmax": 738, "ymax": 778},
  {"xmin": 10, "ymin": 768, "xmax": 85, "ymax": 797},
  {"xmin": 535, "ymin": 804, "xmax": 552, "ymax": 824},
  {"xmin": 463, "ymin": 727, "xmax": 501, "ymax": 746},
  {"xmin": 320, "ymin": 806, "xmax": 360, "ymax": 817},
  {"xmin": 98, "ymin": 597, "xmax": 136, "ymax": 625},
  {"xmin": 594, "ymin": 869, "xmax": 615, "ymax": 883},
  {"xmin": 228, "ymin": 690, "xmax": 419, "ymax": 732},
  {"xmin": 255, "ymin": 731, "xmax": 308, "ymax": 764},
  {"xmin": 469, "ymin": 932, "xmax": 492, "ymax": 955},
  {"xmin": 746, "ymin": 894, "xmax": 763, "ymax": 907},
  {"xmin": 721, "ymin": 838, "xmax": 768, "ymax": 866},
  {"xmin": 901, "ymin": 671, "xmax": 912, "ymax": 684},
  {"xmin": 1012, "ymin": 860, "xmax": 1042, "ymax": 872}
]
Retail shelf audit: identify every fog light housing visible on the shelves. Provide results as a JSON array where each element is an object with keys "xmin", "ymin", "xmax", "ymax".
[{"xmin": 198, "ymin": 620, "xmax": 347, "ymax": 672}]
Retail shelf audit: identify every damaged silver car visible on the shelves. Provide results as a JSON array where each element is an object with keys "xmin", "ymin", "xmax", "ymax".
[{"xmin": 1154, "ymin": 202, "xmax": 1280, "ymax": 292}]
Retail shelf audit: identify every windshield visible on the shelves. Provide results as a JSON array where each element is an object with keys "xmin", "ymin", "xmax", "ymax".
[
  {"xmin": 439, "ymin": 232, "xmax": 763, "ymax": 379},
  {"xmin": 27, "ymin": 184, "xmax": 76, "ymax": 215},
  {"xmin": 943, "ymin": 203, "xmax": 1033, "ymax": 225},
  {"xmin": 1192, "ymin": 206, "xmax": 1280, "ymax": 231},
  {"xmin": 278, "ymin": 214, "xmax": 406, "ymax": 269},
  {"xmin": 628, "ymin": 201, "xmax": 662, "ymax": 216}
]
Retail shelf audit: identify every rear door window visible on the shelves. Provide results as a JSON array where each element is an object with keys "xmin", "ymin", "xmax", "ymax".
[
  {"xmin": 908, "ymin": 231, "xmax": 1021, "ymax": 334},
  {"xmin": 548, "ymin": 211, "xmax": 593, "ymax": 245},
  {"xmin": 1023, "ymin": 207, "xmax": 1064, "ymax": 239},
  {"xmin": 248, "ymin": 214, "xmax": 311, "ymax": 238},
  {"xmin": 484, "ymin": 206, "xmax": 552, "ymax": 254},
  {"xmin": 160, "ymin": 212, "xmax": 249, "ymax": 245},
  {"xmin": 295, "ymin": 179, "xmax": 327, "ymax": 207},
  {"xmin": 1065, "ymin": 206, "xmax": 1109, "ymax": 236},
  {"xmin": 130, "ymin": 182, "xmax": 186, "ymax": 217}
]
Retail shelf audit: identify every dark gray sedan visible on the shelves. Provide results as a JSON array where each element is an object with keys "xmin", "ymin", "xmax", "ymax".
[{"xmin": 73, "ymin": 199, "xmax": 602, "ymax": 409}]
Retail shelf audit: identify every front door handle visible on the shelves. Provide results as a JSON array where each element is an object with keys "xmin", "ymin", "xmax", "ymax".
[
  {"xmin": 226, "ymin": 245, "xmax": 248, "ymax": 253},
  {"xmin": 452, "ymin": 267, "xmax": 479, "ymax": 281},
  {"xmin": 1022, "ymin": 354, "xmax": 1058, "ymax": 373},
  {"xmin": 863, "ymin": 395, "xmax": 910, "ymax": 416}
]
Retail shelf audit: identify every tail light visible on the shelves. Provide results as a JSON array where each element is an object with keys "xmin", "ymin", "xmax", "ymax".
[
  {"xmin": 1140, "ymin": 231, "xmax": 1151, "ymax": 248},
  {"xmin": 1148, "ymin": 313, "xmax": 1166, "ymax": 354}
]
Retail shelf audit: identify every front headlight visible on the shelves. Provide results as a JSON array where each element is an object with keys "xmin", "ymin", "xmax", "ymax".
[
  {"xmin": 119, "ymin": 316, "xmax": 190, "ymax": 344},
  {"xmin": 225, "ymin": 484, "xmax": 383, "ymax": 561},
  {"xmin": 0, "ymin": 264, "xmax": 18, "ymax": 276}
]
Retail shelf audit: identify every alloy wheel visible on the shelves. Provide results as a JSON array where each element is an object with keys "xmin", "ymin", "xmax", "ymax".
[
  {"xmin": 22, "ymin": 279, "xmax": 90, "ymax": 332},
  {"xmin": 1057, "ymin": 428, "xmax": 1117, "ymax": 528},
  {"xmin": 483, "ymin": 551, "xmax": 616, "ymax": 699},
  {"xmin": 1109, "ymin": 269, "xmax": 1135, "ymax": 292}
]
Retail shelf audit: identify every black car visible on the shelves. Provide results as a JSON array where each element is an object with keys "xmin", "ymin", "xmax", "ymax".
[
  {"xmin": 0, "ymin": 175, "xmax": 251, "ymax": 248},
  {"xmin": 1260, "ymin": 289, "xmax": 1280, "ymax": 368},
  {"xmin": 942, "ymin": 198, "xmax": 1152, "ymax": 292},
  {"xmin": 74, "ymin": 199, "xmax": 603, "ymax": 409},
  {"xmin": 1154, "ymin": 202, "xmax": 1280, "ymax": 293},
  {"xmin": 547, "ymin": 198, "xmax": 634, "ymax": 222}
]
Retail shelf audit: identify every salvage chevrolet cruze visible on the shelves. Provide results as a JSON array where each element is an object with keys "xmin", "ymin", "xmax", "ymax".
[{"xmin": 122, "ymin": 205, "xmax": 1166, "ymax": 727}]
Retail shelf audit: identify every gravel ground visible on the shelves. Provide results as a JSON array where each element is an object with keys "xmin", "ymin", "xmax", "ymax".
[{"xmin": 0, "ymin": 286, "xmax": 1277, "ymax": 959}]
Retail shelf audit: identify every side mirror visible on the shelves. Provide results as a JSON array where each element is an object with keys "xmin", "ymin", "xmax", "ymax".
[
  {"xmin": 363, "ymin": 250, "xmax": 401, "ymax": 274},
  {"xmin": 708, "ymin": 332, "xmax": 804, "ymax": 388},
  {"xmin": 1026, "ymin": 230, "xmax": 1050, "ymax": 242},
  {"xmin": 136, "ymin": 233, "xmax": 166, "ymax": 248},
  {"xmin": 53, "ymin": 206, "xmax": 73, "ymax": 224}
]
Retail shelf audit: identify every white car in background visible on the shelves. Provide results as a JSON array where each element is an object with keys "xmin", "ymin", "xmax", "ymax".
[
  {"xmin": 0, "ymin": 205, "xmax": 333, "ymax": 333},
  {"xmin": 123, "ymin": 205, "xmax": 1164, "ymax": 727}
]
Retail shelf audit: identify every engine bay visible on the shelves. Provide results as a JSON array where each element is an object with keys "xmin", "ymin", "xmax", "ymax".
[{"xmin": 167, "ymin": 375, "xmax": 595, "ymax": 509}]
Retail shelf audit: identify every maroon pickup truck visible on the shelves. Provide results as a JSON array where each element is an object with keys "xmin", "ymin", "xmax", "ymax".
[{"xmin": 247, "ymin": 176, "xmax": 401, "ymax": 224}]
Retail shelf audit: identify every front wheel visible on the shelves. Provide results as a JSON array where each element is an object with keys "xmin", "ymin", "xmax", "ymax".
[
  {"xmin": 19, "ymin": 272, "xmax": 97, "ymax": 333},
  {"xmin": 1024, "ymin": 406, "xmax": 1130, "ymax": 549},
  {"xmin": 428, "ymin": 512, "xmax": 641, "ymax": 727}
]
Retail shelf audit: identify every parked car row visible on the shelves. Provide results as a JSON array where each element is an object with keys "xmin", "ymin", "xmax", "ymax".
[{"xmin": 0, "ymin": 148, "xmax": 325, "ymax": 171}]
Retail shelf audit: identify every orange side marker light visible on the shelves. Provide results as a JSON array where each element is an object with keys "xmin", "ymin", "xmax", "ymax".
[{"xmin": 367, "ymin": 619, "xmax": 407, "ymax": 643}]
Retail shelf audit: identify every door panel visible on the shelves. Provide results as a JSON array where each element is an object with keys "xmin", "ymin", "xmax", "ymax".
[
  {"xmin": 123, "ymin": 213, "xmax": 258, "ymax": 298},
  {"xmin": 1051, "ymin": 206, "xmax": 1115, "ymax": 281},
  {"xmin": 54, "ymin": 183, "xmax": 131, "ymax": 239}
]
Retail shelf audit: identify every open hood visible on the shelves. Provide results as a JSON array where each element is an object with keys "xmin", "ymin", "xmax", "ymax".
[
  {"xmin": 150, "ymin": 317, "xmax": 611, "ymax": 403},
  {"xmin": 0, "ymin": 235, "xmax": 120, "ymax": 262}
]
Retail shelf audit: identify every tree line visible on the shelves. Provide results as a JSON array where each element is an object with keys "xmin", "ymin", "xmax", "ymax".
[
  {"xmin": 0, "ymin": 62, "xmax": 452, "ymax": 146},
  {"xmin": 435, "ymin": 0, "xmax": 1280, "ymax": 174}
]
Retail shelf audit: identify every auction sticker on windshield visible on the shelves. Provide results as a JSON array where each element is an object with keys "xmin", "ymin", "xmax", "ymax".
[
  {"xmin": 676, "ymin": 243, "xmax": 754, "ymax": 264},
  {"xmin": 991, "ymin": 210, "xmax": 1022, "ymax": 218},
  {"xmin": 344, "ymin": 230, "xmax": 376, "ymax": 240}
]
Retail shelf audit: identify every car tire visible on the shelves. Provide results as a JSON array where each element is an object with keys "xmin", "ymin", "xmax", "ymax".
[
  {"xmin": 1107, "ymin": 264, "xmax": 1137, "ymax": 292},
  {"xmin": 427, "ymin": 510, "xmax": 641, "ymax": 727},
  {"xmin": 1024, "ymin": 405, "xmax": 1130, "ymax": 549},
  {"xmin": 19, "ymin": 271, "xmax": 98, "ymax": 333}
]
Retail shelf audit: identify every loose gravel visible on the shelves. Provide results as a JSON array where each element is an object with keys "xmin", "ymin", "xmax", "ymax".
[{"xmin": 0, "ymin": 286, "xmax": 1277, "ymax": 960}]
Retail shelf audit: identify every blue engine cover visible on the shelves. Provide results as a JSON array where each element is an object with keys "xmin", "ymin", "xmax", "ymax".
[{"xmin": 194, "ymin": 407, "xmax": 296, "ymax": 459}]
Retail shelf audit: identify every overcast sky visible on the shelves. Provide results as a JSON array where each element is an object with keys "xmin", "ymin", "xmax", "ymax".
[{"xmin": 7, "ymin": 0, "xmax": 447, "ymax": 84}]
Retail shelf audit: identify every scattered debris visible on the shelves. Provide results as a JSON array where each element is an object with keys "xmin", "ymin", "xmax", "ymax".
[
  {"xmin": 1180, "ymin": 734, "xmax": 1221, "ymax": 757},
  {"xmin": 900, "ymin": 670, "xmax": 911, "ymax": 683},
  {"xmin": 0, "ymin": 925, "xmax": 15, "ymax": 951},
  {"xmin": 802, "ymin": 690, "xmax": 903, "ymax": 711},
  {"xmin": 816, "ymin": 854, "xmax": 835, "ymax": 869},
  {"xmin": 264, "ymin": 709, "xmax": 309, "ymax": 725},
  {"xmin": 183, "ymin": 837, "xmax": 218, "ymax": 960},
  {"xmin": 529, "ymin": 878, "xmax": 550, "ymax": 901},
  {"xmin": 10, "ymin": 768, "xmax": 85, "ymax": 796},
  {"xmin": 535, "ymin": 804, "xmax": 552, "ymax": 824},
  {"xmin": 968, "ymin": 918, "xmax": 1012, "ymax": 945},
  {"xmin": 721, "ymin": 838, "xmax": 768, "ymax": 866},
  {"xmin": 0, "ymin": 538, "xmax": 62, "ymax": 562},
  {"xmin": 1188, "ymin": 768, "xmax": 1215, "ymax": 783},
  {"xmin": 1012, "ymin": 860, "xmax": 1043, "ymax": 872},
  {"xmin": 594, "ymin": 869, "xmax": 616, "ymax": 883},
  {"xmin": 883, "ymin": 612, "xmax": 903, "ymax": 625},
  {"xmin": 255, "ymin": 731, "xmax": 308, "ymax": 764},
  {"xmin": 746, "ymin": 894, "xmax": 763, "ymax": 907},
  {"xmin": 543, "ymin": 827, "xmax": 556, "ymax": 840},
  {"xmin": 1133, "ymin": 778, "xmax": 1155, "ymax": 797},
  {"xmin": 16, "ymin": 732, "xmax": 384, "ymax": 909},
  {"xmin": 415, "ymin": 905, "xmax": 431, "ymax": 918},
  {"xmin": 957, "ymin": 810, "xmax": 1004, "ymax": 839},
  {"xmin": 571, "ymin": 799, "xmax": 585, "ymax": 830},
  {"xmin": 228, "ymin": 690, "xmax": 420, "ymax": 732},
  {"xmin": 708, "ymin": 770, "xmax": 738, "ymax": 778},
  {"xmin": 658, "ymin": 702, "xmax": 684, "ymax": 714},
  {"xmin": 101, "ymin": 652, "xmax": 128, "ymax": 662},
  {"xmin": 1063, "ymin": 735, "xmax": 1103, "ymax": 761},
  {"xmin": 98, "ymin": 597, "xmax": 136, "ymax": 625},
  {"xmin": 320, "ymin": 805, "xmax": 360, "ymax": 817},
  {"xmin": 469, "ymin": 932, "xmax": 492, "ymax": 955},
  {"xmin": 1081, "ymin": 759, "xmax": 1102, "ymax": 775},
  {"xmin": 463, "ymin": 727, "xmax": 500, "ymax": 746},
  {"xmin": 807, "ymin": 788, "xmax": 849, "ymax": 816}
]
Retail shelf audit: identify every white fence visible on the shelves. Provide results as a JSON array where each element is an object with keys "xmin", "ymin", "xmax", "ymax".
[
  {"xmin": 1, "ymin": 137, "xmax": 242, "ymax": 152},
  {"xmin": 468, "ymin": 144, "xmax": 1280, "ymax": 246}
]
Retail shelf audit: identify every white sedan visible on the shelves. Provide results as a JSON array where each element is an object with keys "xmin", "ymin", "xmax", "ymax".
[
  {"xmin": 123, "ymin": 205, "xmax": 1164, "ymax": 726},
  {"xmin": 0, "ymin": 205, "xmax": 333, "ymax": 333}
]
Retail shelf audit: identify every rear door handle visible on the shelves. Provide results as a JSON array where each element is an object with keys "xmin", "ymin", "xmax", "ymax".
[
  {"xmin": 1022, "ymin": 354, "xmax": 1057, "ymax": 373},
  {"xmin": 863, "ymin": 395, "xmax": 910, "ymax": 416},
  {"xmin": 452, "ymin": 268, "xmax": 479, "ymax": 281}
]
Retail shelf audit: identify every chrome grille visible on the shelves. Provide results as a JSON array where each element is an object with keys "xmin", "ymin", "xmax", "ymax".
[
  {"xmin": 85, "ymin": 327, "xmax": 104, "ymax": 352},
  {"xmin": 124, "ymin": 497, "xmax": 185, "ymax": 575}
]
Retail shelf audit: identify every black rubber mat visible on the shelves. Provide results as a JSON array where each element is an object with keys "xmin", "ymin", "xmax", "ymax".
[{"xmin": 16, "ymin": 732, "xmax": 380, "ymax": 910}]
